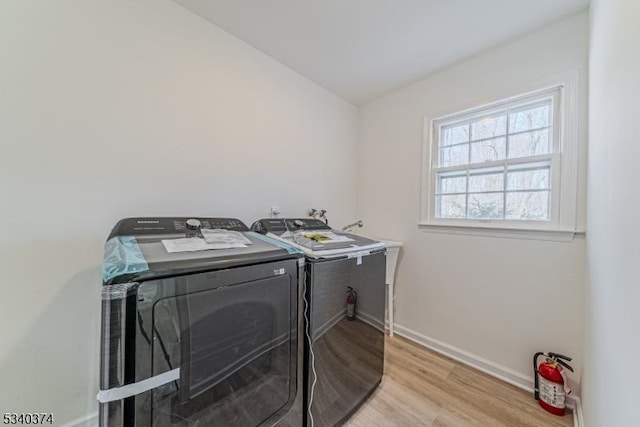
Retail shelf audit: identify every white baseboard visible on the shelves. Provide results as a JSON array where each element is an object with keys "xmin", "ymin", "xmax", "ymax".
[
  {"xmin": 59, "ymin": 412, "xmax": 98, "ymax": 427},
  {"xmin": 357, "ymin": 310, "xmax": 385, "ymax": 332},
  {"xmin": 571, "ymin": 396, "xmax": 584, "ymax": 427},
  {"xmin": 394, "ymin": 324, "xmax": 534, "ymax": 391},
  {"xmin": 393, "ymin": 324, "xmax": 583, "ymax": 426}
]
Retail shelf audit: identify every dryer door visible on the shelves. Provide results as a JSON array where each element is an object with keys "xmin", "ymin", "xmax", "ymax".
[
  {"xmin": 132, "ymin": 259, "xmax": 299, "ymax": 426},
  {"xmin": 306, "ymin": 251, "xmax": 386, "ymax": 426}
]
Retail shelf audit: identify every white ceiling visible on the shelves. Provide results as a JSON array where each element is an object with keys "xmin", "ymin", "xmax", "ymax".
[{"xmin": 174, "ymin": 0, "xmax": 588, "ymax": 105}]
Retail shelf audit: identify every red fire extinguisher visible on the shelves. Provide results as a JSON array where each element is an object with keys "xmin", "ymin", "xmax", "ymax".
[
  {"xmin": 346, "ymin": 287, "xmax": 357, "ymax": 320},
  {"xmin": 533, "ymin": 352, "xmax": 574, "ymax": 416}
]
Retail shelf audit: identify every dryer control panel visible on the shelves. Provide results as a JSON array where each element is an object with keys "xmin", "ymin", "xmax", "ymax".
[
  {"xmin": 109, "ymin": 217, "xmax": 249, "ymax": 238},
  {"xmin": 251, "ymin": 218, "xmax": 331, "ymax": 235}
]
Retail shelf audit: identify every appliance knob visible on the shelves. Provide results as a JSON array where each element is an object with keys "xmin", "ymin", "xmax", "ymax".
[{"xmin": 186, "ymin": 219, "xmax": 201, "ymax": 230}]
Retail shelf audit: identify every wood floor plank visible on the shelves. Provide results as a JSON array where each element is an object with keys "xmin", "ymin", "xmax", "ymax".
[
  {"xmin": 344, "ymin": 335, "xmax": 573, "ymax": 427},
  {"xmin": 345, "ymin": 376, "xmax": 440, "ymax": 427}
]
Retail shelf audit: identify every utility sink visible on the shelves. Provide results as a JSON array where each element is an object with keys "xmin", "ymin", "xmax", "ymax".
[{"xmin": 378, "ymin": 239, "xmax": 403, "ymax": 337}]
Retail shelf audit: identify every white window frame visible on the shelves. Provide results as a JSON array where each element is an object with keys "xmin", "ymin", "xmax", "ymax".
[{"xmin": 420, "ymin": 71, "xmax": 581, "ymax": 239}]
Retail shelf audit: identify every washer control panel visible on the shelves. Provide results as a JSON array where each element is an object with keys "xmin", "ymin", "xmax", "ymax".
[
  {"xmin": 172, "ymin": 218, "xmax": 247, "ymax": 232},
  {"xmin": 109, "ymin": 217, "xmax": 249, "ymax": 238}
]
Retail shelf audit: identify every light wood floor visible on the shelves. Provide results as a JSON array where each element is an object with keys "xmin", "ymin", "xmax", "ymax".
[{"xmin": 344, "ymin": 335, "xmax": 573, "ymax": 427}]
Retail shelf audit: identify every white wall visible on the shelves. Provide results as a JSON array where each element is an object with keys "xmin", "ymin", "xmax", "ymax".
[
  {"xmin": 583, "ymin": 1, "xmax": 640, "ymax": 425},
  {"xmin": 357, "ymin": 12, "xmax": 588, "ymax": 392},
  {"xmin": 0, "ymin": 1, "xmax": 357, "ymax": 424}
]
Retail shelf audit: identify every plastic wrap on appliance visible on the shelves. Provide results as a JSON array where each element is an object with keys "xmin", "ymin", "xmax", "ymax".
[
  {"xmin": 248, "ymin": 232, "xmax": 304, "ymax": 255},
  {"xmin": 102, "ymin": 236, "xmax": 149, "ymax": 283},
  {"xmin": 97, "ymin": 368, "xmax": 180, "ymax": 403}
]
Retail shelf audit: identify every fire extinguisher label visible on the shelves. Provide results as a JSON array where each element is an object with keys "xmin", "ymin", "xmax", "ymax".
[
  {"xmin": 539, "ymin": 376, "xmax": 565, "ymax": 408},
  {"xmin": 347, "ymin": 304, "xmax": 355, "ymax": 318}
]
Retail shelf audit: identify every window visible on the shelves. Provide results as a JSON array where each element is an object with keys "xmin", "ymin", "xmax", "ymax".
[{"xmin": 422, "ymin": 81, "xmax": 580, "ymax": 235}]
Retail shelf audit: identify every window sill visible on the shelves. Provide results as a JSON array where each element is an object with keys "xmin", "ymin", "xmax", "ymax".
[{"xmin": 417, "ymin": 222, "xmax": 584, "ymax": 242}]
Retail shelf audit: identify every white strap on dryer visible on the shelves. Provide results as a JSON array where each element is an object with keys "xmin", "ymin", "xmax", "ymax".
[
  {"xmin": 97, "ymin": 368, "xmax": 180, "ymax": 403},
  {"xmin": 347, "ymin": 250, "xmax": 371, "ymax": 265}
]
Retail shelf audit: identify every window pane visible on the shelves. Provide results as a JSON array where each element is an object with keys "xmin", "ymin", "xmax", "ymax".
[
  {"xmin": 507, "ymin": 164, "xmax": 550, "ymax": 190},
  {"xmin": 441, "ymin": 123, "xmax": 469, "ymax": 146},
  {"xmin": 468, "ymin": 168, "xmax": 504, "ymax": 193},
  {"xmin": 440, "ymin": 144, "xmax": 469, "ymax": 167},
  {"xmin": 509, "ymin": 102, "xmax": 551, "ymax": 133},
  {"xmin": 506, "ymin": 191, "xmax": 550, "ymax": 220},
  {"xmin": 467, "ymin": 193, "xmax": 504, "ymax": 219},
  {"xmin": 471, "ymin": 113, "xmax": 506, "ymax": 141},
  {"xmin": 437, "ymin": 194, "xmax": 466, "ymax": 218},
  {"xmin": 470, "ymin": 138, "xmax": 506, "ymax": 164},
  {"xmin": 438, "ymin": 173, "xmax": 466, "ymax": 194},
  {"xmin": 508, "ymin": 129, "xmax": 550, "ymax": 158}
]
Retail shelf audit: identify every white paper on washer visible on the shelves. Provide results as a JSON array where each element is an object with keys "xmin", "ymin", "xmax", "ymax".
[
  {"xmin": 162, "ymin": 238, "xmax": 247, "ymax": 253},
  {"xmin": 200, "ymin": 229, "xmax": 253, "ymax": 245}
]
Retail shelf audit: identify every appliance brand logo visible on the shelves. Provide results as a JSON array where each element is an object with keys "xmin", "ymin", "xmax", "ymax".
[{"xmin": 137, "ymin": 220, "xmax": 160, "ymax": 224}]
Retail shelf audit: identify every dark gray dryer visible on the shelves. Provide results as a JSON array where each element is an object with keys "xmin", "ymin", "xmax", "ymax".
[
  {"xmin": 98, "ymin": 217, "xmax": 304, "ymax": 427},
  {"xmin": 251, "ymin": 218, "xmax": 386, "ymax": 427}
]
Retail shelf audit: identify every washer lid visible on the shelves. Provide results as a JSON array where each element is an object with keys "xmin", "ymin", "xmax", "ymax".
[
  {"xmin": 102, "ymin": 217, "xmax": 303, "ymax": 285},
  {"xmin": 264, "ymin": 231, "xmax": 385, "ymax": 259},
  {"xmin": 289, "ymin": 230, "xmax": 382, "ymax": 251}
]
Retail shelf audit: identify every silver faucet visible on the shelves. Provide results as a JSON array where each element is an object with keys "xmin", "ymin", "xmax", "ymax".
[{"xmin": 341, "ymin": 220, "xmax": 363, "ymax": 232}]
